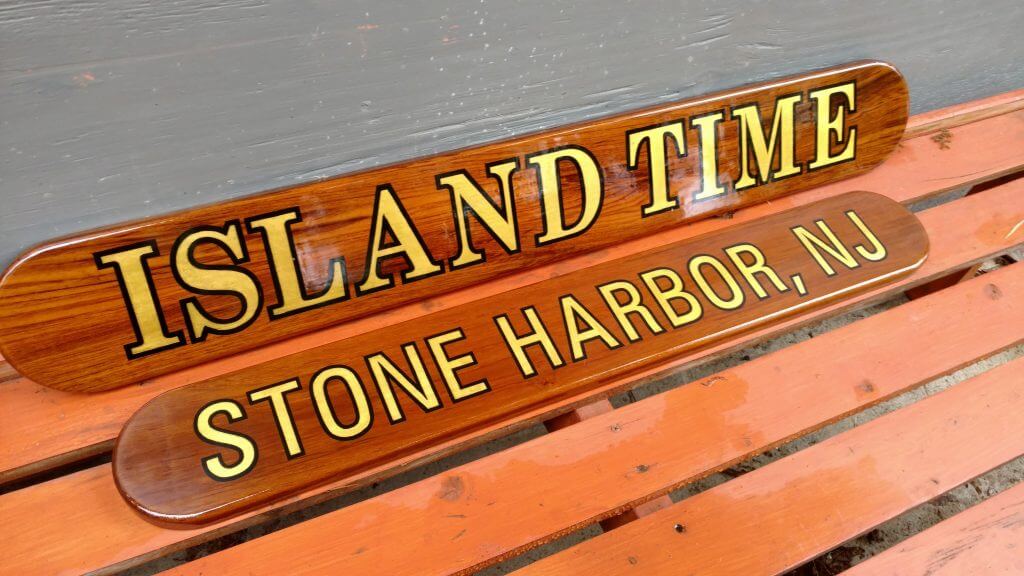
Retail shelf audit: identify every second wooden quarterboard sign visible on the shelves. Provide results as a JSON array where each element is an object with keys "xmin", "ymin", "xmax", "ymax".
[
  {"xmin": 0, "ymin": 61, "xmax": 908, "ymax": 392},
  {"xmin": 114, "ymin": 191, "xmax": 928, "ymax": 526}
]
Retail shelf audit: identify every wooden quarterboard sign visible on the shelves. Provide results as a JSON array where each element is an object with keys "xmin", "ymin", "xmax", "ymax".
[
  {"xmin": 0, "ymin": 61, "xmax": 908, "ymax": 393},
  {"xmin": 114, "ymin": 191, "xmax": 928, "ymax": 526}
]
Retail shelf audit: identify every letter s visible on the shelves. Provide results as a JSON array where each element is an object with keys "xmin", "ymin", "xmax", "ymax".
[{"xmin": 194, "ymin": 400, "xmax": 258, "ymax": 481}]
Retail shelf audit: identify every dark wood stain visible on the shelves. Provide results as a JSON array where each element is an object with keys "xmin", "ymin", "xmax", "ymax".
[
  {"xmin": 0, "ymin": 62, "xmax": 908, "ymax": 393},
  {"xmin": 113, "ymin": 192, "xmax": 928, "ymax": 526}
]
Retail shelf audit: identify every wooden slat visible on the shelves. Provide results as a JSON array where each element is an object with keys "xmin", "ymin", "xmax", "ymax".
[
  {"xmin": 905, "ymin": 263, "xmax": 980, "ymax": 300},
  {"xmin": 2, "ymin": 103, "xmax": 1022, "ymax": 484},
  {"xmin": 544, "ymin": 400, "xmax": 675, "ymax": 531},
  {"xmin": 903, "ymin": 87, "xmax": 1024, "ymax": 137},
  {"xmin": 842, "ymin": 481, "xmax": 1024, "ymax": 576},
  {"xmin": 598, "ymin": 496, "xmax": 676, "ymax": 531},
  {"xmin": 904, "ymin": 175, "xmax": 1018, "ymax": 300},
  {"xmin": 542, "ymin": 399, "xmax": 614, "ymax": 430},
  {"xmin": 514, "ymin": 357, "xmax": 1024, "ymax": 576},
  {"xmin": 4, "ymin": 236, "xmax": 1020, "ymax": 576},
  {"xmin": 167, "ymin": 263, "xmax": 1024, "ymax": 576},
  {"xmin": 807, "ymin": 108, "xmax": 1024, "ymax": 205}
]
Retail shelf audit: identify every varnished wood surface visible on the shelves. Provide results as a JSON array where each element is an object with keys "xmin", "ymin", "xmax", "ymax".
[
  {"xmin": 842, "ymin": 481, "xmax": 1024, "ymax": 575},
  {"xmin": 514, "ymin": 357, "xmax": 1024, "ymax": 576},
  {"xmin": 11, "ymin": 253, "xmax": 1011, "ymax": 576},
  {"xmin": 113, "ymin": 191, "xmax": 927, "ymax": 526},
  {"xmin": 0, "ymin": 165, "xmax": 1018, "ymax": 497},
  {"xmin": 0, "ymin": 93, "xmax": 1017, "ymax": 576},
  {"xmin": 0, "ymin": 180, "xmax": 1017, "ymax": 576},
  {"xmin": 0, "ymin": 61, "xmax": 908, "ymax": 392},
  {"xmin": 2, "ymin": 101, "xmax": 1019, "ymax": 486},
  {"xmin": 2, "ymin": 96, "xmax": 1020, "ymax": 487},
  {"xmin": 159, "ymin": 265, "xmax": 1024, "ymax": 576}
]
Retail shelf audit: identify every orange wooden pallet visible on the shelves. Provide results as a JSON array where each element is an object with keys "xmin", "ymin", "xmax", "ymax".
[{"xmin": 0, "ymin": 89, "xmax": 1022, "ymax": 576}]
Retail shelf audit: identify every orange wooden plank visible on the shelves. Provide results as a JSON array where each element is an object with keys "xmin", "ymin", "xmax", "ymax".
[
  {"xmin": 903, "ymin": 87, "xmax": 1024, "ymax": 137},
  {"xmin": 544, "ymin": 400, "xmax": 674, "ymax": 531},
  {"xmin": 808, "ymin": 105, "xmax": 1024, "ymax": 205},
  {"xmin": 515, "ymin": 357, "xmax": 1024, "ymax": 576},
  {"xmin": 842, "ymin": 481, "xmax": 1024, "ymax": 576},
  {"xmin": 166, "ymin": 264, "xmax": 1024, "ymax": 576},
  {"xmin": 4, "ymin": 253, "xmax": 1020, "ymax": 576},
  {"xmin": 2, "ymin": 106, "xmax": 1022, "ymax": 484},
  {"xmin": 905, "ymin": 173, "xmax": 1022, "ymax": 300}
]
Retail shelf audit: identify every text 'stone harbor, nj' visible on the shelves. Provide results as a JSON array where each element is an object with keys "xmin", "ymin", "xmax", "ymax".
[
  {"xmin": 0, "ymin": 61, "xmax": 907, "ymax": 392},
  {"xmin": 114, "ymin": 191, "xmax": 928, "ymax": 526}
]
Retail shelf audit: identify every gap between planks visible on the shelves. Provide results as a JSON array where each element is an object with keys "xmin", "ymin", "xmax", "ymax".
[
  {"xmin": 840, "ymin": 479, "xmax": 1024, "ymax": 575},
  {"xmin": 1, "ymin": 101, "xmax": 1023, "ymax": 486},
  {"xmin": 544, "ymin": 400, "xmax": 674, "ymax": 531},
  {"xmin": 162, "ymin": 252, "xmax": 1024, "ymax": 576},
  {"xmin": 511, "ymin": 356, "xmax": 1024, "ymax": 576},
  {"xmin": 2, "ymin": 200, "xmax": 1021, "ymax": 576}
]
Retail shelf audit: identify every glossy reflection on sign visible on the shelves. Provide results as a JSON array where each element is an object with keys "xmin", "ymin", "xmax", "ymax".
[
  {"xmin": 113, "ymin": 191, "xmax": 928, "ymax": 526},
  {"xmin": 0, "ymin": 61, "xmax": 908, "ymax": 392}
]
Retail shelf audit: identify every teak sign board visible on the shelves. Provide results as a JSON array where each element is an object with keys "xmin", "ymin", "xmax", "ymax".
[
  {"xmin": 0, "ymin": 61, "xmax": 908, "ymax": 392},
  {"xmin": 114, "ymin": 192, "xmax": 929, "ymax": 526}
]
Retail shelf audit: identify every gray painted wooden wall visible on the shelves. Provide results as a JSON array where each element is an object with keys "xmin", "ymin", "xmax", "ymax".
[{"xmin": 1, "ymin": 0, "xmax": 1021, "ymax": 269}]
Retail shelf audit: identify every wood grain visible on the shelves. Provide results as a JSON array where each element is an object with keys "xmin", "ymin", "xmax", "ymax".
[
  {"xmin": 113, "ymin": 191, "xmax": 927, "ymax": 526},
  {"xmin": 543, "ymin": 400, "xmax": 675, "ymax": 531},
  {"xmin": 53, "ymin": 253, "xmax": 1017, "ymax": 576},
  {"xmin": 0, "ymin": 94, "xmax": 1015, "ymax": 491},
  {"xmin": 841, "ymin": 481, "xmax": 1024, "ymax": 575},
  {"xmin": 514, "ymin": 357, "xmax": 1024, "ymax": 576},
  {"xmin": 0, "ymin": 95, "xmax": 1017, "ymax": 576},
  {"xmin": 903, "ymin": 88, "xmax": 1024, "ymax": 137},
  {"xmin": 0, "ymin": 61, "xmax": 908, "ymax": 392},
  {"xmin": 2, "ymin": 148, "xmax": 1015, "ymax": 487},
  {"xmin": 2, "ymin": 158, "xmax": 1019, "ymax": 491},
  {"xmin": 1, "ymin": 92, "xmax": 1015, "ymax": 487}
]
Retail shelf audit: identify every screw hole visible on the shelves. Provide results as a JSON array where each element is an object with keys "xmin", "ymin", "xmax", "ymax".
[{"xmin": 673, "ymin": 523, "xmax": 686, "ymax": 533}]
